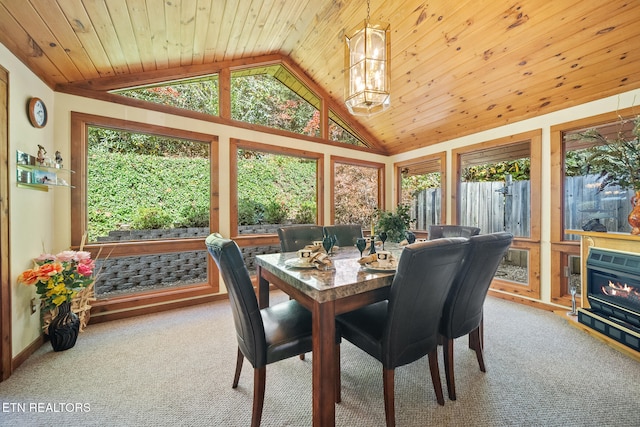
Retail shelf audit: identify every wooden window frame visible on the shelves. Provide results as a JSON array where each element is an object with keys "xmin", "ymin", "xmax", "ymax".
[
  {"xmin": 229, "ymin": 138, "xmax": 324, "ymax": 245},
  {"xmin": 394, "ymin": 152, "xmax": 446, "ymax": 234},
  {"xmin": 329, "ymin": 156, "xmax": 385, "ymax": 225},
  {"xmin": 70, "ymin": 112, "xmax": 220, "ymax": 321},
  {"xmin": 452, "ymin": 130, "xmax": 542, "ymax": 299}
]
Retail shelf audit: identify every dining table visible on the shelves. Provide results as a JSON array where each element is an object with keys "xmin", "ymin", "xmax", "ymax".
[{"xmin": 255, "ymin": 245, "xmax": 403, "ymax": 427}]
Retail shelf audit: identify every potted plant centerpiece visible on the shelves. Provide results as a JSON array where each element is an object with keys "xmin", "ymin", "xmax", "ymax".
[
  {"xmin": 566, "ymin": 115, "xmax": 640, "ymax": 234},
  {"xmin": 374, "ymin": 204, "xmax": 415, "ymax": 243},
  {"xmin": 17, "ymin": 250, "xmax": 95, "ymax": 351}
]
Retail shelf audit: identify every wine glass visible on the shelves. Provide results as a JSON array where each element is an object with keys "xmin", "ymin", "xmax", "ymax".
[
  {"xmin": 322, "ymin": 236, "xmax": 334, "ymax": 255},
  {"xmin": 356, "ymin": 237, "xmax": 367, "ymax": 258},
  {"xmin": 406, "ymin": 231, "xmax": 416, "ymax": 244},
  {"xmin": 378, "ymin": 231, "xmax": 388, "ymax": 250}
]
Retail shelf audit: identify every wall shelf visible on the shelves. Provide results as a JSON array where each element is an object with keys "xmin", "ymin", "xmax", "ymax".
[{"xmin": 16, "ymin": 150, "xmax": 74, "ymax": 192}]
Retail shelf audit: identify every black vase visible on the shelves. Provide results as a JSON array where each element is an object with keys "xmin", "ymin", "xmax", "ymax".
[{"xmin": 48, "ymin": 301, "xmax": 80, "ymax": 351}]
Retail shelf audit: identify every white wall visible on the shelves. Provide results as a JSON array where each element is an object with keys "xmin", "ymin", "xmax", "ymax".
[
  {"xmin": 2, "ymin": 42, "xmax": 57, "ymax": 356},
  {"xmin": 4, "ymin": 39, "xmax": 640, "ymax": 357}
]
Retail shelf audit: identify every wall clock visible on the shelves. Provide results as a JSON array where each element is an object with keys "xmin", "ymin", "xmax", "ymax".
[{"xmin": 27, "ymin": 97, "xmax": 48, "ymax": 128}]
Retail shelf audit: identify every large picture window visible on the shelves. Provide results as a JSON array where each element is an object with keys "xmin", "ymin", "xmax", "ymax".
[
  {"xmin": 230, "ymin": 139, "xmax": 323, "ymax": 237},
  {"xmin": 453, "ymin": 130, "xmax": 541, "ymax": 299},
  {"xmin": 71, "ymin": 113, "xmax": 219, "ymax": 316}
]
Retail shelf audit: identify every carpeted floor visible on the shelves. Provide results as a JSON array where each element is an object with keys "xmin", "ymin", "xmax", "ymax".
[{"xmin": 1, "ymin": 293, "xmax": 638, "ymax": 426}]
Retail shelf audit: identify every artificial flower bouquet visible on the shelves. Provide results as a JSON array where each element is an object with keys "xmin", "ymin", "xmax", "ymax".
[{"xmin": 18, "ymin": 250, "xmax": 95, "ymax": 319}]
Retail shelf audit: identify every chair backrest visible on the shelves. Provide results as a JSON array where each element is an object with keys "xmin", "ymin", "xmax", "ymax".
[
  {"xmin": 205, "ymin": 233, "xmax": 267, "ymax": 367},
  {"xmin": 277, "ymin": 225, "xmax": 324, "ymax": 252},
  {"xmin": 383, "ymin": 237, "xmax": 470, "ymax": 369},
  {"xmin": 428, "ymin": 225, "xmax": 481, "ymax": 240},
  {"xmin": 440, "ymin": 232, "xmax": 513, "ymax": 339},
  {"xmin": 323, "ymin": 224, "xmax": 363, "ymax": 247}
]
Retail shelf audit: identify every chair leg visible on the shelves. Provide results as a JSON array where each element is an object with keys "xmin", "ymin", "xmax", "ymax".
[
  {"xmin": 442, "ymin": 337, "xmax": 456, "ymax": 401},
  {"xmin": 252, "ymin": 366, "xmax": 266, "ymax": 427},
  {"xmin": 382, "ymin": 368, "xmax": 395, "ymax": 427},
  {"xmin": 233, "ymin": 347, "xmax": 244, "ymax": 388},
  {"xmin": 469, "ymin": 326, "xmax": 486, "ymax": 373},
  {"xmin": 335, "ymin": 343, "xmax": 341, "ymax": 403},
  {"xmin": 428, "ymin": 349, "xmax": 445, "ymax": 406}
]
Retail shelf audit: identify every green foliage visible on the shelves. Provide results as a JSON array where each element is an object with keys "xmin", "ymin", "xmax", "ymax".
[
  {"xmin": 231, "ymin": 74, "xmax": 318, "ymax": 136},
  {"xmin": 132, "ymin": 207, "xmax": 173, "ymax": 230},
  {"xmin": 263, "ymin": 200, "xmax": 288, "ymax": 224},
  {"xmin": 87, "ymin": 149, "xmax": 210, "ymax": 240},
  {"xmin": 178, "ymin": 202, "xmax": 210, "ymax": 228},
  {"xmin": 238, "ymin": 199, "xmax": 264, "ymax": 225},
  {"xmin": 295, "ymin": 201, "xmax": 316, "ymax": 224},
  {"xmin": 565, "ymin": 116, "xmax": 640, "ymax": 191},
  {"xmin": 462, "ymin": 159, "xmax": 530, "ymax": 182},
  {"xmin": 236, "ymin": 151, "xmax": 316, "ymax": 224},
  {"xmin": 402, "ymin": 172, "xmax": 440, "ymax": 198},
  {"xmin": 375, "ymin": 204, "xmax": 415, "ymax": 243},
  {"xmin": 115, "ymin": 79, "xmax": 219, "ymax": 116}
]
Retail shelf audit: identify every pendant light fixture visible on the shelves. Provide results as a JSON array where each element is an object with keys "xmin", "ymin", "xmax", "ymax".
[{"xmin": 344, "ymin": 0, "xmax": 390, "ymax": 116}]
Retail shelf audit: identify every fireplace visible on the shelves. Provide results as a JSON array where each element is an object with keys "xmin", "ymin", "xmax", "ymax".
[{"xmin": 578, "ymin": 248, "xmax": 640, "ymax": 351}]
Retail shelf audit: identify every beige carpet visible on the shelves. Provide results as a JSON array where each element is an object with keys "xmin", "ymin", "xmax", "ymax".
[{"xmin": 1, "ymin": 292, "xmax": 638, "ymax": 426}]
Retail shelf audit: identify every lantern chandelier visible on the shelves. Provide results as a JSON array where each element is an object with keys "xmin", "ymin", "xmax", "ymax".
[{"xmin": 344, "ymin": 0, "xmax": 391, "ymax": 117}]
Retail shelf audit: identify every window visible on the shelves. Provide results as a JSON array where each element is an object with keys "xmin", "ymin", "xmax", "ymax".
[
  {"xmin": 231, "ymin": 65, "xmax": 319, "ymax": 136},
  {"xmin": 112, "ymin": 75, "xmax": 219, "ymax": 115},
  {"xmin": 453, "ymin": 130, "xmax": 541, "ymax": 298},
  {"xmin": 395, "ymin": 153, "xmax": 445, "ymax": 231},
  {"xmin": 71, "ymin": 113, "xmax": 219, "ymax": 312},
  {"xmin": 331, "ymin": 157, "xmax": 384, "ymax": 227},
  {"xmin": 230, "ymin": 139, "xmax": 323, "ymax": 237},
  {"xmin": 86, "ymin": 127, "xmax": 211, "ymax": 243},
  {"xmin": 328, "ymin": 110, "xmax": 368, "ymax": 147},
  {"xmin": 550, "ymin": 109, "xmax": 635, "ymax": 307},
  {"xmin": 563, "ymin": 119, "xmax": 637, "ymax": 238}
]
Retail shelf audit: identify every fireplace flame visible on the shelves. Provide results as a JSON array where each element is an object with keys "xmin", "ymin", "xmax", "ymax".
[{"xmin": 601, "ymin": 280, "xmax": 640, "ymax": 298}]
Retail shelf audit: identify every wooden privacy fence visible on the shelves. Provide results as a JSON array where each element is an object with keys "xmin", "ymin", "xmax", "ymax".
[{"xmin": 412, "ymin": 176, "xmax": 631, "ymax": 237}]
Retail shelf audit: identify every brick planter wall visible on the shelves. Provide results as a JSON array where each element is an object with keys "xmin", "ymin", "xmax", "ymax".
[{"xmin": 94, "ymin": 224, "xmax": 300, "ymax": 296}]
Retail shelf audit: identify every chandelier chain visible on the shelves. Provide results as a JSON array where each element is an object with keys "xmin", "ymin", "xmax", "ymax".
[{"xmin": 366, "ymin": 0, "xmax": 371, "ymax": 23}]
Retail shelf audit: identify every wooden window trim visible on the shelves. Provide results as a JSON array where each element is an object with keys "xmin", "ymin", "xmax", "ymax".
[
  {"xmin": 229, "ymin": 138, "xmax": 324, "ymax": 241},
  {"xmin": 452, "ymin": 129, "xmax": 541, "ymax": 299},
  {"xmin": 329, "ymin": 156, "xmax": 385, "ymax": 224},
  {"xmin": 70, "ymin": 112, "xmax": 220, "ymax": 317}
]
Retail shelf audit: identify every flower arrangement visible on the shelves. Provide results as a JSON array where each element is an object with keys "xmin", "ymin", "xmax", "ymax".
[
  {"xmin": 374, "ymin": 204, "xmax": 415, "ymax": 243},
  {"xmin": 17, "ymin": 250, "xmax": 95, "ymax": 312}
]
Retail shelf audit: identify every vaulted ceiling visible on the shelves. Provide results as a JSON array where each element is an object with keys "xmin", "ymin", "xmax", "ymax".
[{"xmin": 1, "ymin": 0, "xmax": 639, "ymax": 155}]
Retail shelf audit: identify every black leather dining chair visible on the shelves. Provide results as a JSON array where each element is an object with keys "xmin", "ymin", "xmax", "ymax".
[
  {"xmin": 439, "ymin": 232, "xmax": 513, "ymax": 401},
  {"xmin": 323, "ymin": 224, "xmax": 363, "ymax": 247},
  {"xmin": 205, "ymin": 233, "xmax": 315, "ymax": 427},
  {"xmin": 336, "ymin": 237, "xmax": 470, "ymax": 427},
  {"xmin": 428, "ymin": 225, "xmax": 481, "ymax": 240},
  {"xmin": 277, "ymin": 225, "xmax": 324, "ymax": 252}
]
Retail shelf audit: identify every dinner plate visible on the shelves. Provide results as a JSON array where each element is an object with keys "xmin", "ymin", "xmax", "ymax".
[
  {"xmin": 285, "ymin": 258, "xmax": 317, "ymax": 269},
  {"xmin": 363, "ymin": 262, "xmax": 397, "ymax": 273}
]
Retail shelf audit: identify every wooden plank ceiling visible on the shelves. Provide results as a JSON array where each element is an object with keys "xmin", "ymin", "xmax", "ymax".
[{"xmin": 1, "ymin": 0, "xmax": 639, "ymax": 155}]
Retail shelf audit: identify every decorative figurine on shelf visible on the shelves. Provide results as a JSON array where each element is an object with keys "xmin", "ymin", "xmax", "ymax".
[
  {"xmin": 55, "ymin": 151, "xmax": 63, "ymax": 168},
  {"xmin": 36, "ymin": 144, "xmax": 46, "ymax": 165}
]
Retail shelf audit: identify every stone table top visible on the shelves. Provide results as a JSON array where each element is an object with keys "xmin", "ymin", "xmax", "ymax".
[{"xmin": 255, "ymin": 246, "xmax": 404, "ymax": 303}]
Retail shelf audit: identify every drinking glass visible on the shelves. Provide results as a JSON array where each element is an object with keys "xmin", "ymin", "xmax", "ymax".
[
  {"xmin": 406, "ymin": 231, "xmax": 416, "ymax": 244},
  {"xmin": 378, "ymin": 231, "xmax": 388, "ymax": 250},
  {"xmin": 356, "ymin": 238, "xmax": 367, "ymax": 258},
  {"xmin": 322, "ymin": 236, "xmax": 334, "ymax": 255}
]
